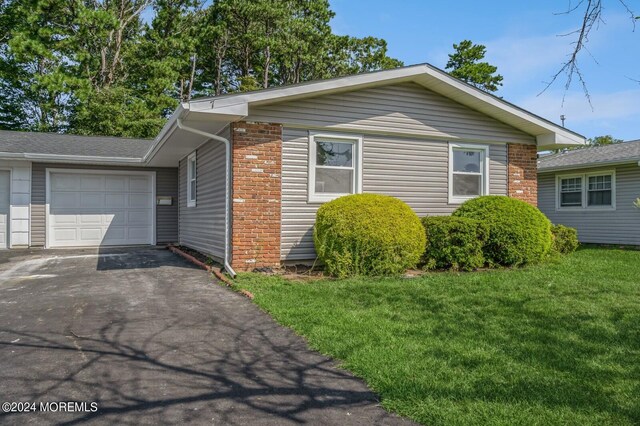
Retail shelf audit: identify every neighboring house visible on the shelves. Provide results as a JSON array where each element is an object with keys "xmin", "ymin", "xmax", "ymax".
[
  {"xmin": 538, "ymin": 140, "xmax": 640, "ymax": 246},
  {"xmin": 0, "ymin": 64, "xmax": 585, "ymax": 273}
]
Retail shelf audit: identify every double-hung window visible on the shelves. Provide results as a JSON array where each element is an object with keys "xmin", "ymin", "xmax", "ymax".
[
  {"xmin": 449, "ymin": 143, "xmax": 490, "ymax": 203},
  {"xmin": 308, "ymin": 132, "xmax": 362, "ymax": 203},
  {"xmin": 187, "ymin": 152, "xmax": 197, "ymax": 207},
  {"xmin": 557, "ymin": 171, "xmax": 615, "ymax": 210}
]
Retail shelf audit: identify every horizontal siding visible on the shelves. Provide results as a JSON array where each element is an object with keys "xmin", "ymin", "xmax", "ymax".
[
  {"xmin": 249, "ymin": 82, "xmax": 535, "ymax": 145},
  {"xmin": 281, "ymin": 128, "xmax": 508, "ymax": 260},
  {"xmin": 30, "ymin": 163, "xmax": 178, "ymax": 246},
  {"xmin": 538, "ymin": 164, "xmax": 640, "ymax": 245},
  {"xmin": 178, "ymin": 136, "xmax": 227, "ymax": 260}
]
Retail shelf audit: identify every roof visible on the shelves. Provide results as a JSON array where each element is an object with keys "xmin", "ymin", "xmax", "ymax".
[
  {"xmin": 0, "ymin": 130, "xmax": 153, "ymax": 163},
  {"xmin": 538, "ymin": 140, "xmax": 640, "ymax": 172}
]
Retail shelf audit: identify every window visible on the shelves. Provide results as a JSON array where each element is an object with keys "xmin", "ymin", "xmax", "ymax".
[
  {"xmin": 587, "ymin": 175, "xmax": 612, "ymax": 206},
  {"xmin": 559, "ymin": 177, "xmax": 583, "ymax": 207},
  {"xmin": 187, "ymin": 152, "xmax": 196, "ymax": 207},
  {"xmin": 308, "ymin": 132, "xmax": 362, "ymax": 203},
  {"xmin": 556, "ymin": 171, "xmax": 615, "ymax": 210},
  {"xmin": 449, "ymin": 143, "xmax": 489, "ymax": 203}
]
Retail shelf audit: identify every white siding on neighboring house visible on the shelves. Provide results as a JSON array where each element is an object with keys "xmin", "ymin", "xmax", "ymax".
[
  {"xmin": 249, "ymin": 82, "xmax": 535, "ymax": 145},
  {"xmin": 0, "ymin": 160, "xmax": 31, "ymax": 247},
  {"xmin": 539, "ymin": 164, "xmax": 640, "ymax": 245},
  {"xmin": 178, "ymin": 127, "xmax": 228, "ymax": 260},
  {"xmin": 281, "ymin": 128, "xmax": 509, "ymax": 260}
]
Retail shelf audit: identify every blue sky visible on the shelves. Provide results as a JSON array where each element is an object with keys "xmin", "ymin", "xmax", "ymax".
[{"xmin": 330, "ymin": 0, "xmax": 640, "ymax": 140}]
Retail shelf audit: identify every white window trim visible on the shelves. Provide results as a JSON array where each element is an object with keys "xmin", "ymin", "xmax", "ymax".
[
  {"xmin": 187, "ymin": 152, "xmax": 197, "ymax": 208},
  {"xmin": 555, "ymin": 170, "xmax": 616, "ymax": 211},
  {"xmin": 308, "ymin": 131, "xmax": 363, "ymax": 203},
  {"xmin": 448, "ymin": 142, "xmax": 490, "ymax": 204}
]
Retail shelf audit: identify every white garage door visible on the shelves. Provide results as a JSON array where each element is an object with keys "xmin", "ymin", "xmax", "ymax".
[
  {"xmin": 0, "ymin": 170, "xmax": 9, "ymax": 249},
  {"xmin": 48, "ymin": 171, "xmax": 154, "ymax": 247}
]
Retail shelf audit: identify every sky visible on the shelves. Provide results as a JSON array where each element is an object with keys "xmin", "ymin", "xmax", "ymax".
[{"xmin": 329, "ymin": 0, "xmax": 640, "ymax": 141}]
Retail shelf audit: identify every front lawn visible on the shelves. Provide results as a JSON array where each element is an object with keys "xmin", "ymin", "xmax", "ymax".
[{"xmin": 235, "ymin": 247, "xmax": 640, "ymax": 425}]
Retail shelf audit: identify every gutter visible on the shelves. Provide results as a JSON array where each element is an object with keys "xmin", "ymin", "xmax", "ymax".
[
  {"xmin": 176, "ymin": 119, "xmax": 236, "ymax": 278},
  {"xmin": 0, "ymin": 151, "xmax": 144, "ymax": 164}
]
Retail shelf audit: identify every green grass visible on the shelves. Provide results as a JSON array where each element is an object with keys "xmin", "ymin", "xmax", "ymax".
[{"xmin": 235, "ymin": 247, "xmax": 640, "ymax": 425}]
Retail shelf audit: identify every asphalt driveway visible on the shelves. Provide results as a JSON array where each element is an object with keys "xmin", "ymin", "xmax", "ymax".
[{"xmin": 0, "ymin": 247, "xmax": 411, "ymax": 425}]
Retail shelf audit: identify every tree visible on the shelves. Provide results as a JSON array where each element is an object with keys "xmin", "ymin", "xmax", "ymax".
[
  {"xmin": 587, "ymin": 135, "xmax": 623, "ymax": 146},
  {"xmin": 546, "ymin": 1, "xmax": 638, "ymax": 100},
  {"xmin": 445, "ymin": 40, "xmax": 503, "ymax": 92}
]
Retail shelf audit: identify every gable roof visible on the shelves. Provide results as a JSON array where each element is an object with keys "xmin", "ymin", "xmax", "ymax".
[
  {"xmin": 0, "ymin": 130, "xmax": 152, "ymax": 164},
  {"xmin": 538, "ymin": 140, "xmax": 640, "ymax": 172}
]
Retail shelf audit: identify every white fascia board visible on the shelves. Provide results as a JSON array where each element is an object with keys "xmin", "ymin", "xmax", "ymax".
[
  {"xmin": 536, "ymin": 133, "xmax": 585, "ymax": 149},
  {"xmin": 0, "ymin": 152, "xmax": 144, "ymax": 165}
]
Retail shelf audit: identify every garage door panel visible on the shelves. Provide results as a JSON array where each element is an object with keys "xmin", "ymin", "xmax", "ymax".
[
  {"xmin": 129, "ymin": 176, "xmax": 149, "ymax": 191},
  {"xmin": 48, "ymin": 172, "xmax": 153, "ymax": 247},
  {"xmin": 105, "ymin": 193, "xmax": 126, "ymax": 208},
  {"xmin": 52, "ymin": 175, "xmax": 80, "ymax": 191},
  {"xmin": 51, "ymin": 192, "xmax": 78, "ymax": 208},
  {"xmin": 105, "ymin": 176, "xmax": 127, "ymax": 191},
  {"xmin": 129, "ymin": 193, "xmax": 151, "ymax": 208},
  {"xmin": 80, "ymin": 176, "xmax": 103, "ymax": 190}
]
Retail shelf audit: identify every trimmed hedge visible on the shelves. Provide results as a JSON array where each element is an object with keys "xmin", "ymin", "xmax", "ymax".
[
  {"xmin": 453, "ymin": 196, "xmax": 552, "ymax": 266},
  {"xmin": 313, "ymin": 194, "xmax": 425, "ymax": 277},
  {"xmin": 551, "ymin": 224, "xmax": 579, "ymax": 254},
  {"xmin": 421, "ymin": 216, "xmax": 489, "ymax": 271}
]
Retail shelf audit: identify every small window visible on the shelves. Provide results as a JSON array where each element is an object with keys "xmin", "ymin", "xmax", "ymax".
[
  {"xmin": 559, "ymin": 177, "xmax": 583, "ymax": 207},
  {"xmin": 187, "ymin": 152, "xmax": 196, "ymax": 207},
  {"xmin": 308, "ymin": 132, "xmax": 362, "ymax": 203},
  {"xmin": 556, "ymin": 171, "xmax": 615, "ymax": 210},
  {"xmin": 587, "ymin": 174, "xmax": 612, "ymax": 206},
  {"xmin": 449, "ymin": 143, "xmax": 489, "ymax": 203}
]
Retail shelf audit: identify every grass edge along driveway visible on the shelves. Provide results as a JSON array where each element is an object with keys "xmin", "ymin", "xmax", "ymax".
[{"xmin": 234, "ymin": 248, "xmax": 640, "ymax": 426}]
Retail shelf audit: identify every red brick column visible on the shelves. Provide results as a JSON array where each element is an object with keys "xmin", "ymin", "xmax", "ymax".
[
  {"xmin": 507, "ymin": 143, "xmax": 538, "ymax": 206},
  {"xmin": 231, "ymin": 122, "xmax": 282, "ymax": 270}
]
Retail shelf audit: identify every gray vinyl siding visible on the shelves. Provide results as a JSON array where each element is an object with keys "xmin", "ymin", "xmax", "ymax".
[
  {"xmin": 538, "ymin": 164, "xmax": 640, "ymax": 245},
  {"xmin": 249, "ymin": 82, "xmax": 535, "ymax": 145},
  {"xmin": 178, "ymin": 135, "xmax": 227, "ymax": 260},
  {"xmin": 30, "ymin": 163, "xmax": 178, "ymax": 246},
  {"xmin": 281, "ymin": 128, "xmax": 509, "ymax": 260}
]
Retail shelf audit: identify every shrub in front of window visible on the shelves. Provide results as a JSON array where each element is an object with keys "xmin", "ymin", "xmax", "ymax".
[
  {"xmin": 551, "ymin": 224, "xmax": 579, "ymax": 255},
  {"xmin": 313, "ymin": 194, "xmax": 425, "ymax": 277},
  {"xmin": 453, "ymin": 196, "xmax": 553, "ymax": 266},
  {"xmin": 421, "ymin": 216, "xmax": 489, "ymax": 271}
]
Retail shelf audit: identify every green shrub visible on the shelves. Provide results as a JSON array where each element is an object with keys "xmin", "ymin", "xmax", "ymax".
[
  {"xmin": 313, "ymin": 194, "xmax": 425, "ymax": 277},
  {"xmin": 421, "ymin": 216, "xmax": 489, "ymax": 271},
  {"xmin": 453, "ymin": 196, "xmax": 552, "ymax": 266},
  {"xmin": 551, "ymin": 224, "xmax": 579, "ymax": 254}
]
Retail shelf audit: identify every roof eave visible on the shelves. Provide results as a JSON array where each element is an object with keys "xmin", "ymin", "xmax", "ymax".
[
  {"xmin": 538, "ymin": 158, "xmax": 640, "ymax": 173},
  {"xmin": 0, "ymin": 152, "xmax": 145, "ymax": 165}
]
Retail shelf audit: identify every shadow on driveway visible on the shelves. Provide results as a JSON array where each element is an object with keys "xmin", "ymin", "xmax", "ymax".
[{"xmin": 0, "ymin": 247, "xmax": 412, "ymax": 425}]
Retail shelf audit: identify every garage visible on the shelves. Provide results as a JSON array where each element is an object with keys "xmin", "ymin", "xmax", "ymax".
[
  {"xmin": 0, "ymin": 170, "xmax": 9, "ymax": 249},
  {"xmin": 46, "ymin": 170, "xmax": 155, "ymax": 248}
]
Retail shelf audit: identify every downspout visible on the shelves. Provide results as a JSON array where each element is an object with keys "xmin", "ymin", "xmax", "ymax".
[{"xmin": 176, "ymin": 119, "xmax": 237, "ymax": 278}]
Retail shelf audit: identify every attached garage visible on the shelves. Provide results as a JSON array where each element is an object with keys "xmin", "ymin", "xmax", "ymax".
[{"xmin": 46, "ymin": 169, "xmax": 155, "ymax": 248}]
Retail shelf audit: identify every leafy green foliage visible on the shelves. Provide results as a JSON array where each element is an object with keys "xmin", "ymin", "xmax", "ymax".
[
  {"xmin": 421, "ymin": 216, "xmax": 488, "ymax": 271},
  {"xmin": 235, "ymin": 247, "xmax": 640, "ymax": 425},
  {"xmin": 313, "ymin": 194, "xmax": 425, "ymax": 277},
  {"xmin": 588, "ymin": 135, "xmax": 623, "ymax": 146},
  {"xmin": 551, "ymin": 224, "xmax": 579, "ymax": 255},
  {"xmin": 0, "ymin": 0, "xmax": 403, "ymax": 136},
  {"xmin": 453, "ymin": 196, "xmax": 553, "ymax": 266},
  {"xmin": 445, "ymin": 39, "xmax": 503, "ymax": 92}
]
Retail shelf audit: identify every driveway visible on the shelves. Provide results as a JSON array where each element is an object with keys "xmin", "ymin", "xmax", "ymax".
[{"xmin": 0, "ymin": 247, "xmax": 411, "ymax": 425}]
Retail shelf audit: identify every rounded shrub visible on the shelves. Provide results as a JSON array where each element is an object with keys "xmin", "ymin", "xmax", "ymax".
[
  {"xmin": 313, "ymin": 194, "xmax": 425, "ymax": 277},
  {"xmin": 453, "ymin": 196, "xmax": 552, "ymax": 266},
  {"xmin": 421, "ymin": 216, "xmax": 489, "ymax": 271},
  {"xmin": 551, "ymin": 224, "xmax": 579, "ymax": 255}
]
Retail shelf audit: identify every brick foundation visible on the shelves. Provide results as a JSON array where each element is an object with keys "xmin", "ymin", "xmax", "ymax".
[
  {"xmin": 231, "ymin": 122, "xmax": 282, "ymax": 270},
  {"xmin": 507, "ymin": 143, "xmax": 538, "ymax": 206}
]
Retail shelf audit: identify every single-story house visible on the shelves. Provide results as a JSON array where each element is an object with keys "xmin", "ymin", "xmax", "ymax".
[
  {"xmin": 538, "ymin": 140, "xmax": 640, "ymax": 245},
  {"xmin": 0, "ymin": 64, "xmax": 586, "ymax": 274}
]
